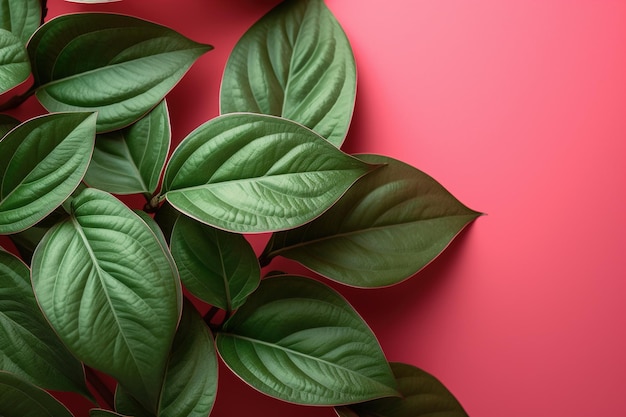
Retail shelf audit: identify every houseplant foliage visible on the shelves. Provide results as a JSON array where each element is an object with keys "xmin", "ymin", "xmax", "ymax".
[{"xmin": 0, "ymin": 0, "xmax": 479, "ymax": 416}]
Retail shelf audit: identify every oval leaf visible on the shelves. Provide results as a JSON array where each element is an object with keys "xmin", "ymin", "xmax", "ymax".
[
  {"xmin": 28, "ymin": 13, "xmax": 212, "ymax": 132},
  {"xmin": 170, "ymin": 215, "xmax": 260, "ymax": 311},
  {"xmin": 163, "ymin": 113, "xmax": 373, "ymax": 233},
  {"xmin": 0, "ymin": 0, "xmax": 41, "ymax": 44},
  {"xmin": 0, "ymin": 250, "xmax": 90, "ymax": 397},
  {"xmin": 0, "ymin": 112, "xmax": 96, "ymax": 234},
  {"xmin": 116, "ymin": 300, "xmax": 218, "ymax": 417},
  {"xmin": 216, "ymin": 275, "xmax": 398, "ymax": 405},
  {"xmin": 0, "ymin": 29, "xmax": 30, "ymax": 93},
  {"xmin": 84, "ymin": 100, "xmax": 171, "ymax": 194},
  {"xmin": 0, "ymin": 371, "xmax": 74, "ymax": 417},
  {"xmin": 31, "ymin": 188, "xmax": 182, "ymax": 413},
  {"xmin": 261, "ymin": 154, "xmax": 482, "ymax": 287},
  {"xmin": 220, "ymin": 0, "xmax": 355, "ymax": 147},
  {"xmin": 335, "ymin": 362, "xmax": 469, "ymax": 417}
]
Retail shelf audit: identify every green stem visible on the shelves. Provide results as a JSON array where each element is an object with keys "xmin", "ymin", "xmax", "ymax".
[{"xmin": 85, "ymin": 366, "xmax": 115, "ymax": 410}]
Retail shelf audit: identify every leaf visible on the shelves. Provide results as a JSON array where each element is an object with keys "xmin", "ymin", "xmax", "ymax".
[
  {"xmin": 0, "ymin": 112, "xmax": 96, "ymax": 234},
  {"xmin": 170, "ymin": 215, "xmax": 260, "ymax": 311},
  {"xmin": 0, "ymin": 113, "xmax": 19, "ymax": 137},
  {"xmin": 90, "ymin": 410, "xmax": 129, "ymax": 417},
  {"xmin": 0, "ymin": 29, "xmax": 30, "ymax": 93},
  {"xmin": 220, "ymin": 0, "xmax": 355, "ymax": 147},
  {"xmin": 84, "ymin": 100, "xmax": 171, "ymax": 195},
  {"xmin": 30, "ymin": 188, "xmax": 182, "ymax": 413},
  {"xmin": 0, "ymin": 0, "xmax": 41, "ymax": 45},
  {"xmin": 163, "ymin": 113, "xmax": 374, "ymax": 233},
  {"xmin": 261, "ymin": 154, "xmax": 482, "ymax": 287},
  {"xmin": 28, "ymin": 13, "xmax": 212, "ymax": 132},
  {"xmin": 216, "ymin": 275, "xmax": 398, "ymax": 405},
  {"xmin": 116, "ymin": 300, "xmax": 218, "ymax": 417},
  {"xmin": 335, "ymin": 362, "xmax": 469, "ymax": 417},
  {"xmin": 0, "ymin": 371, "xmax": 75, "ymax": 417},
  {"xmin": 9, "ymin": 207, "xmax": 68, "ymax": 263}
]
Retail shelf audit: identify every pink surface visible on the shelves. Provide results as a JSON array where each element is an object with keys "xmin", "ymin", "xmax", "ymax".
[{"xmin": 6, "ymin": 1, "xmax": 626, "ymax": 416}]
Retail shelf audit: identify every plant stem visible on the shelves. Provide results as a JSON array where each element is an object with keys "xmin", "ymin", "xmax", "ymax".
[{"xmin": 85, "ymin": 366, "xmax": 115, "ymax": 410}]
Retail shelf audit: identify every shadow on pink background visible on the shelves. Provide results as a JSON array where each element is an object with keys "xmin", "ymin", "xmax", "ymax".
[{"xmin": 5, "ymin": 1, "xmax": 625, "ymax": 416}]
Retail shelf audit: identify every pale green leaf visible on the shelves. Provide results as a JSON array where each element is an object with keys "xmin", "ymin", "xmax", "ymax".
[
  {"xmin": 220, "ymin": 0, "xmax": 356, "ymax": 147},
  {"xmin": 0, "ymin": 112, "xmax": 96, "ymax": 234},
  {"xmin": 0, "ymin": 113, "xmax": 19, "ymax": 137},
  {"xmin": 0, "ymin": 0, "xmax": 41, "ymax": 44},
  {"xmin": 0, "ymin": 371, "xmax": 74, "ymax": 417},
  {"xmin": 0, "ymin": 28, "xmax": 30, "ymax": 93},
  {"xmin": 216, "ymin": 275, "xmax": 398, "ymax": 405},
  {"xmin": 116, "ymin": 300, "xmax": 218, "ymax": 417},
  {"xmin": 335, "ymin": 362, "xmax": 469, "ymax": 417},
  {"xmin": 163, "ymin": 113, "xmax": 373, "ymax": 233},
  {"xmin": 0, "ymin": 250, "xmax": 91, "ymax": 398},
  {"xmin": 262, "ymin": 154, "xmax": 482, "ymax": 287},
  {"xmin": 28, "ymin": 13, "xmax": 212, "ymax": 132},
  {"xmin": 84, "ymin": 100, "xmax": 170, "ymax": 195},
  {"xmin": 31, "ymin": 188, "xmax": 182, "ymax": 413},
  {"xmin": 170, "ymin": 215, "xmax": 260, "ymax": 311}
]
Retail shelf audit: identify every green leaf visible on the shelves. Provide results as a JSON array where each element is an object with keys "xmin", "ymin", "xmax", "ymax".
[
  {"xmin": 216, "ymin": 275, "xmax": 398, "ymax": 405},
  {"xmin": 220, "ymin": 0, "xmax": 355, "ymax": 147},
  {"xmin": 28, "ymin": 13, "xmax": 212, "ymax": 132},
  {"xmin": 84, "ymin": 100, "xmax": 171, "ymax": 195},
  {"xmin": 170, "ymin": 215, "xmax": 260, "ymax": 311},
  {"xmin": 262, "ymin": 154, "xmax": 482, "ymax": 287},
  {"xmin": 335, "ymin": 362, "xmax": 469, "ymax": 417},
  {"xmin": 0, "ymin": 0, "xmax": 41, "ymax": 45},
  {"xmin": 90, "ymin": 410, "xmax": 129, "ymax": 417},
  {"xmin": 9, "ymin": 207, "xmax": 68, "ymax": 263},
  {"xmin": 116, "ymin": 300, "xmax": 218, "ymax": 417},
  {"xmin": 0, "ymin": 113, "xmax": 19, "ymax": 137},
  {"xmin": 0, "ymin": 250, "xmax": 91, "ymax": 397},
  {"xmin": 0, "ymin": 112, "xmax": 96, "ymax": 234},
  {"xmin": 0, "ymin": 371, "xmax": 74, "ymax": 417},
  {"xmin": 31, "ymin": 188, "xmax": 182, "ymax": 413},
  {"xmin": 0, "ymin": 29, "xmax": 30, "ymax": 93},
  {"xmin": 163, "ymin": 113, "xmax": 373, "ymax": 233}
]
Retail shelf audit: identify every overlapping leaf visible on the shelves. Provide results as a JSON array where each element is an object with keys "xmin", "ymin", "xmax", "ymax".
[
  {"xmin": 216, "ymin": 275, "xmax": 398, "ymax": 405},
  {"xmin": 0, "ymin": 0, "xmax": 41, "ymax": 44},
  {"xmin": 0, "ymin": 112, "xmax": 96, "ymax": 234},
  {"xmin": 31, "ymin": 188, "xmax": 182, "ymax": 413},
  {"xmin": 220, "ymin": 0, "xmax": 356, "ymax": 147},
  {"xmin": 0, "ymin": 114, "xmax": 19, "ymax": 137},
  {"xmin": 0, "ymin": 29, "xmax": 30, "ymax": 93},
  {"xmin": 0, "ymin": 371, "xmax": 75, "ymax": 417},
  {"xmin": 262, "ymin": 154, "xmax": 482, "ymax": 287},
  {"xmin": 335, "ymin": 362, "xmax": 469, "ymax": 417},
  {"xmin": 163, "ymin": 113, "xmax": 374, "ymax": 233},
  {"xmin": 84, "ymin": 100, "xmax": 170, "ymax": 195},
  {"xmin": 28, "ymin": 13, "xmax": 212, "ymax": 132}
]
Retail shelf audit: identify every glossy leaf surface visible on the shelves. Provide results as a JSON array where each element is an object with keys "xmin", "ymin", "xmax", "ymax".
[
  {"xmin": 116, "ymin": 300, "xmax": 218, "ymax": 417},
  {"xmin": 170, "ymin": 215, "xmax": 260, "ymax": 311},
  {"xmin": 31, "ymin": 188, "xmax": 181, "ymax": 412},
  {"xmin": 216, "ymin": 275, "xmax": 398, "ymax": 405},
  {"xmin": 28, "ymin": 13, "xmax": 212, "ymax": 132},
  {"xmin": 0, "ymin": 0, "xmax": 41, "ymax": 44},
  {"xmin": 163, "ymin": 113, "xmax": 372, "ymax": 233},
  {"xmin": 262, "ymin": 154, "xmax": 481, "ymax": 287},
  {"xmin": 0, "ymin": 29, "xmax": 30, "ymax": 93},
  {"xmin": 0, "ymin": 371, "xmax": 74, "ymax": 417},
  {"xmin": 220, "ymin": 0, "xmax": 355, "ymax": 147},
  {"xmin": 335, "ymin": 362, "xmax": 469, "ymax": 417},
  {"xmin": 0, "ymin": 112, "xmax": 96, "ymax": 234},
  {"xmin": 85, "ymin": 100, "xmax": 170, "ymax": 194}
]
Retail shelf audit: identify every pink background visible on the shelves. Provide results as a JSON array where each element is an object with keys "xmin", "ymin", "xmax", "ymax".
[{"xmin": 5, "ymin": 0, "xmax": 626, "ymax": 416}]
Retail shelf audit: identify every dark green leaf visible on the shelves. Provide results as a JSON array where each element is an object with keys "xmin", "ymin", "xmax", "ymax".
[
  {"xmin": 170, "ymin": 215, "xmax": 260, "ymax": 311},
  {"xmin": 163, "ymin": 113, "xmax": 373, "ymax": 233},
  {"xmin": 90, "ymin": 410, "xmax": 129, "ymax": 417},
  {"xmin": 220, "ymin": 0, "xmax": 356, "ymax": 147},
  {"xmin": 8, "ymin": 207, "xmax": 68, "ymax": 263},
  {"xmin": 0, "ymin": 114, "xmax": 19, "ymax": 138},
  {"xmin": 0, "ymin": 29, "xmax": 30, "ymax": 93},
  {"xmin": 216, "ymin": 275, "xmax": 398, "ymax": 405},
  {"xmin": 31, "ymin": 188, "xmax": 182, "ymax": 413},
  {"xmin": 0, "ymin": 112, "xmax": 96, "ymax": 234},
  {"xmin": 262, "ymin": 154, "xmax": 481, "ymax": 287},
  {"xmin": 0, "ymin": 371, "xmax": 75, "ymax": 417},
  {"xmin": 28, "ymin": 13, "xmax": 212, "ymax": 132},
  {"xmin": 116, "ymin": 300, "xmax": 218, "ymax": 417},
  {"xmin": 0, "ymin": 0, "xmax": 41, "ymax": 44},
  {"xmin": 335, "ymin": 362, "xmax": 469, "ymax": 417},
  {"xmin": 153, "ymin": 200, "xmax": 180, "ymax": 243}
]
